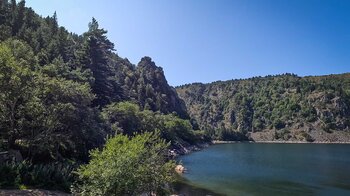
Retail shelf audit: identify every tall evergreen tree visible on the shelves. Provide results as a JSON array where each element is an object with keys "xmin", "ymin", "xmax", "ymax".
[
  {"xmin": 83, "ymin": 18, "xmax": 123, "ymax": 107},
  {"xmin": 0, "ymin": 0, "xmax": 7, "ymax": 24},
  {"xmin": 11, "ymin": 0, "xmax": 25, "ymax": 36}
]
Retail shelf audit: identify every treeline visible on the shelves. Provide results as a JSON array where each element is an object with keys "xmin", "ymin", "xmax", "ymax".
[
  {"xmin": 0, "ymin": 0, "xmax": 198, "ymax": 164},
  {"xmin": 177, "ymin": 73, "xmax": 350, "ymax": 141},
  {"xmin": 0, "ymin": 0, "xmax": 205, "ymax": 193}
]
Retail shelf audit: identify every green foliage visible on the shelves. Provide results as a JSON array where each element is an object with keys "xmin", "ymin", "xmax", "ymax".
[
  {"xmin": 274, "ymin": 129, "xmax": 291, "ymax": 140},
  {"xmin": 162, "ymin": 114, "xmax": 196, "ymax": 144},
  {"xmin": 28, "ymin": 74, "xmax": 106, "ymax": 162},
  {"xmin": 83, "ymin": 18, "xmax": 123, "ymax": 107},
  {"xmin": 0, "ymin": 0, "xmax": 193, "ymax": 163},
  {"xmin": 301, "ymin": 104, "xmax": 317, "ymax": 122},
  {"xmin": 101, "ymin": 102, "xmax": 142, "ymax": 135},
  {"xmin": 0, "ymin": 161, "xmax": 76, "ymax": 191},
  {"xmin": 297, "ymin": 131, "xmax": 314, "ymax": 142},
  {"xmin": 177, "ymin": 73, "xmax": 350, "ymax": 141},
  {"xmin": 0, "ymin": 41, "xmax": 36, "ymax": 149},
  {"xmin": 273, "ymin": 119, "xmax": 286, "ymax": 130},
  {"xmin": 73, "ymin": 131, "xmax": 176, "ymax": 196},
  {"xmin": 102, "ymin": 102, "xmax": 200, "ymax": 146},
  {"xmin": 217, "ymin": 128, "xmax": 248, "ymax": 141},
  {"xmin": 0, "ymin": 1, "xmax": 202, "ymax": 193},
  {"xmin": 0, "ymin": 39, "xmax": 108, "ymax": 162}
]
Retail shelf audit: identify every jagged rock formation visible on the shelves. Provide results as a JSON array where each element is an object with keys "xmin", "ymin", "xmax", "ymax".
[{"xmin": 112, "ymin": 56, "xmax": 188, "ymax": 118}]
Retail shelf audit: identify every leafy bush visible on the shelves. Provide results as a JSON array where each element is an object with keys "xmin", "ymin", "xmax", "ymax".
[
  {"xmin": 102, "ymin": 101, "xmax": 200, "ymax": 146},
  {"xmin": 298, "ymin": 131, "xmax": 314, "ymax": 142},
  {"xmin": 273, "ymin": 119, "xmax": 286, "ymax": 130},
  {"xmin": 73, "ymin": 131, "xmax": 176, "ymax": 196},
  {"xmin": 274, "ymin": 129, "xmax": 291, "ymax": 140}
]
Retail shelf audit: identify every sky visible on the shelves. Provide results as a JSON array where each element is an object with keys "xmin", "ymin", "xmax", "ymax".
[{"xmin": 25, "ymin": 0, "xmax": 350, "ymax": 86}]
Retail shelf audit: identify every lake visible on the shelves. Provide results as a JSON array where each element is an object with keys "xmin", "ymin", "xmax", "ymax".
[{"xmin": 175, "ymin": 143, "xmax": 350, "ymax": 196}]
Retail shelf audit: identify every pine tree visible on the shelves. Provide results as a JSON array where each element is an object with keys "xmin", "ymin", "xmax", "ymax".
[
  {"xmin": 84, "ymin": 18, "xmax": 123, "ymax": 107},
  {"xmin": 11, "ymin": 0, "xmax": 25, "ymax": 36}
]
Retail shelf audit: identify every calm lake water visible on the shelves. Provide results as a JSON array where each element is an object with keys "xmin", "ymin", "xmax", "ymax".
[{"xmin": 175, "ymin": 143, "xmax": 350, "ymax": 196}]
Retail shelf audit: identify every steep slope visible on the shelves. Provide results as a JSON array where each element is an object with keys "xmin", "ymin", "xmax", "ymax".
[
  {"xmin": 0, "ymin": 0, "xmax": 191, "ymax": 162},
  {"xmin": 0, "ymin": 0, "xmax": 188, "ymax": 117},
  {"xmin": 176, "ymin": 73, "xmax": 350, "ymax": 142},
  {"xmin": 111, "ymin": 56, "xmax": 188, "ymax": 118}
]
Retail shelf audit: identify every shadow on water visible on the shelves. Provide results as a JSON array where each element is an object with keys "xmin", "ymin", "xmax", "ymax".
[
  {"xmin": 229, "ymin": 179, "xmax": 317, "ymax": 196},
  {"xmin": 172, "ymin": 177, "xmax": 318, "ymax": 196},
  {"xmin": 172, "ymin": 177, "xmax": 225, "ymax": 196},
  {"xmin": 326, "ymin": 182, "xmax": 350, "ymax": 191}
]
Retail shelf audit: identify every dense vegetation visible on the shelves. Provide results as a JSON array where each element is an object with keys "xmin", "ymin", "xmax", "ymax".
[
  {"xmin": 102, "ymin": 102, "xmax": 204, "ymax": 147},
  {"xmin": 1, "ymin": 0, "xmax": 350, "ymax": 193},
  {"xmin": 73, "ymin": 131, "xmax": 175, "ymax": 196},
  {"xmin": 177, "ymin": 73, "xmax": 350, "ymax": 142},
  {"xmin": 0, "ymin": 0, "xmax": 200, "ymax": 192},
  {"xmin": 0, "ymin": 0, "xmax": 195, "ymax": 161},
  {"xmin": 0, "ymin": 161, "xmax": 75, "ymax": 191}
]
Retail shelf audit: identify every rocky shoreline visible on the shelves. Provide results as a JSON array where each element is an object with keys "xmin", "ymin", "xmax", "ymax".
[
  {"xmin": 168, "ymin": 142, "xmax": 211, "ymax": 158},
  {"xmin": 172, "ymin": 139, "xmax": 350, "ymax": 175},
  {"xmin": 172, "ymin": 139, "xmax": 350, "ymax": 176}
]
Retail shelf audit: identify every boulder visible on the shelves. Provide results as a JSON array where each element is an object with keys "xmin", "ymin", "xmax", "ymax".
[{"xmin": 175, "ymin": 164, "xmax": 186, "ymax": 174}]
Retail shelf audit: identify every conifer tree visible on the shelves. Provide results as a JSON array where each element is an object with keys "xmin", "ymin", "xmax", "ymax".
[{"xmin": 84, "ymin": 18, "xmax": 123, "ymax": 107}]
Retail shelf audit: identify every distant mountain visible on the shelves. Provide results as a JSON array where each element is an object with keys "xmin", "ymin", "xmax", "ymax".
[{"xmin": 176, "ymin": 73, "xmax": 350, "ymax": 142}]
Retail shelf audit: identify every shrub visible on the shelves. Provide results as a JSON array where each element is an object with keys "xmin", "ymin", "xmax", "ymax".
[
  {"xmin": 299, "ymin": 131, "xmax": 314, "ymax": 142},
  {"xmin": 273, "ymin": 119, "xmax": 286, "ymax": 130},
  {"xmin": 73, "ymin": 130, "xmax": 176, "ymax": 196}
]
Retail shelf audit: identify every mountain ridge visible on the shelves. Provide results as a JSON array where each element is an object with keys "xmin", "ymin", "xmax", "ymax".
[
  {"xmin": 176, "ymin": 72, "xmax": 350, "ymax": 142},
  {"xmin": 176, "ymin": 72, "xmax": 350, "ymax": 87}
]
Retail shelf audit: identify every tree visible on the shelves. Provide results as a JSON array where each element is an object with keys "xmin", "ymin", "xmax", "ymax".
[
  {"xmin": 11, "ymin": 0, "xmax": 25, "ymax": 36},
  {"xmin": 101, "ymin": 101, "xmax": 198, "ymax": 146},
  {"xmin": 101, "ymin": 101, "xmax": 142, "ymax": 135},
  {"xmin": 0, "ymin": 40, "xmax": 35, "ymax": 149},
  {"xmin": 83, "ymin": 18, "xmax": 123, "ymax": 107},
  {"xmin": 28, "ymin": 74, "xmax": 106, "ymax": 162},
  {"xmin": 0, "ymin": 0, "xmax": 10, "ymax": 32},
  {"xmin": 0, "ymin": 40, "xmax": 107, "ymax": 162},
  {"xmin": 161, "ymin": 113, "xmax": 196, "ymax": 144},
  {"xmin": 73, "ymin": 131, "xmax": 176, "ymax": 196}
]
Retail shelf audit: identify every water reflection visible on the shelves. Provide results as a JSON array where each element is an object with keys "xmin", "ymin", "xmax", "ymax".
[{"xmin": 176, "ymin": 143, "xmax": 350, "ymax": 196}]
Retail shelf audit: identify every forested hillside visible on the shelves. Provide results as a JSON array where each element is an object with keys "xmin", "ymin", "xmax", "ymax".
[
  {"xmin": 5, "ymin": 0, "xmax": 350, "ymax": 194},
  {"xmin": 0, "ymin": 0, "xmax": 198, "ymax": 164},
  {"xmin": 177, "ymin": 73, "xmax": 350, "ymax": 142}
]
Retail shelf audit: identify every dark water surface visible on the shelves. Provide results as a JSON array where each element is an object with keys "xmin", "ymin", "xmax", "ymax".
[{"xmin": 175, "ymin": 143, "xmax": 350, "ymax": 196}]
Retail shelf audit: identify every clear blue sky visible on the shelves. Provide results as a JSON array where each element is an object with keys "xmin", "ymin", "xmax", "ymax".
[{"xmin": 26, "ymin": 0, "xmax": 350, "ymax": 86}]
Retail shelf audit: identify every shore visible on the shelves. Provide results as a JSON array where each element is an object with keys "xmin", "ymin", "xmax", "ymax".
[
  {"xmin": 213, "ymin": 140, "xmax": 350, "ymax": 144},
  {"xmin": 169, "ymin": 142, "xmax": 212, "ymax": 158}
]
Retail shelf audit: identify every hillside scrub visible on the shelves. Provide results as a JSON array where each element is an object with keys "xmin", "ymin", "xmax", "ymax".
[{"xmin": 177, "ymin": 73, "xmax": 350, "ymax": 142}]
